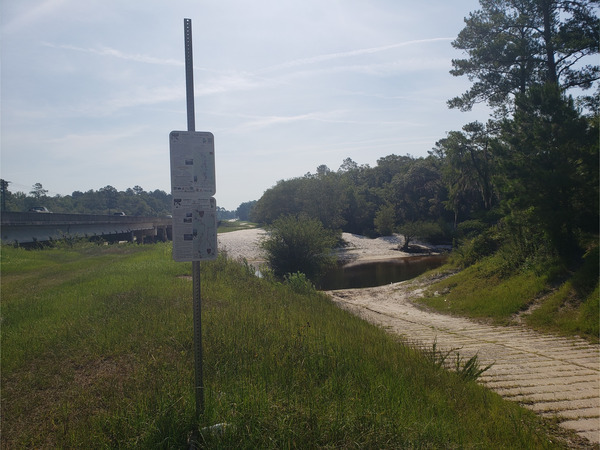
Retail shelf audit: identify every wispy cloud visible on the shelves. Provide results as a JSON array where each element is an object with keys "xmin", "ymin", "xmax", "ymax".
[
  {"xmin": 232, "ymin": 111, "xmax": 335, "ymax": 131},
  {"xmin": 41, "ymin": 42, "xmax": 279, "ymax": 98},
  {"xmin": 195, "ymin": 72, "xmax": 268, "ymax": 96},
  {"xmin": 42, "ymin": 42, "xmax": 184, "ymax": 66},
  {"xmin": 230, "ymin": 109, "xmax": 424, "ymax": 133},
  {"xmin": 258, "ymin": 38, "xmax": 453, "ymax": 73},
  {"xmin": 273, "ymin": 56, "xmax": 453, "ymax": 80}
]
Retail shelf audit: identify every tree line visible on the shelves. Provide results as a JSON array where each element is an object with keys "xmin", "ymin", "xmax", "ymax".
[
  {"xmin": 0, "ymin": 183, "xmax": 241, "ymax": 220},
  {"xmin": 251, "ymin": 0, "xmax": 599, "ymax": 266},
  {"xmin": 1, "ymin": 183, "xmax": 173, "ymax": 217}
]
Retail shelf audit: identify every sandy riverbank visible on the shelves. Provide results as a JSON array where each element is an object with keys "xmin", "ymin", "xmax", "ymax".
[{"xmin": 217, "ymin": 228, "xmax": 417, "ymax": 266}]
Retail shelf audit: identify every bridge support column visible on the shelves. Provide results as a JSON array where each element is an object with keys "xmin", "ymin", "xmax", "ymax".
[{"xmin": 156, "ymin": 226, "xmax": 167, "ymax": 242}]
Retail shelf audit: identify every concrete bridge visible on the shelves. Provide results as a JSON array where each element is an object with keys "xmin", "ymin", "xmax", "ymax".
[{"xmin": 0, "ymin": 212, "xmax": 172, "ymax": 245}]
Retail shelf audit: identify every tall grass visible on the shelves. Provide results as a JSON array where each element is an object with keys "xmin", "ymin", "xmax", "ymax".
[
  {"xmin": 419, "ymin": 254, "xmax": 549, "ymax": 324},
  {"xmin": 525, "ymin": 246, "xmax": 599, "ymax": 340},
  {"xmin": 2, "ymin": 243, "xmax": 562, "ymax": 447},
  {"xmin": 419, "ymin": 245, "xmax": 599, "ymax": 342}
]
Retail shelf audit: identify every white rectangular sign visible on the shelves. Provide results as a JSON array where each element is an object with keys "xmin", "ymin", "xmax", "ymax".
[
  {"xmin": 169, "ymin": 130, "xmax": 218, "ymax": 262},
  {"xmin": 171, "ymin": 197, "xmax": 218, "ymax": 262},
  {"xmin": 169, "ymin": 131, "xmax": 216, "ymax": 197}
]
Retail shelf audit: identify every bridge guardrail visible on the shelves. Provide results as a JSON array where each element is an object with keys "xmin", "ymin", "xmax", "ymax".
[{"xmin": 0, "ymin": 212, "xmax": 172, "ymax": 244}]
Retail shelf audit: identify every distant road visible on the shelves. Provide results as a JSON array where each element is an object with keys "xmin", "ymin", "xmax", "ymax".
[{"xmin": 1, "ymin": 212, "xmax": 172, "ymax": 244}]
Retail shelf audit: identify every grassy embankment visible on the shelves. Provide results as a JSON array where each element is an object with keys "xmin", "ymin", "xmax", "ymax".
[
  {"xmin": 1, "ymin": 242, "xmax": 568, "ymax": 448},
  {"xmin": 217, "ymin": 220, "xmax": 258, "ymax": 233},
  {"xmin": 418, "ymin": 245, "xmax": 599, "ymax": 343}
]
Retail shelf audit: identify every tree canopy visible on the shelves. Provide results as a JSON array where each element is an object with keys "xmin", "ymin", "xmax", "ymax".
[
  {"xmin": 2, "ymin": 183, "xmax": 173, "ymax": 217},
  {"xmin": 449, "ymin": 0, "xmax": 599, "ymax": 112},
  {"xmin": 251, "ymin": 156, "xmax": 452, "ymax": 239}
]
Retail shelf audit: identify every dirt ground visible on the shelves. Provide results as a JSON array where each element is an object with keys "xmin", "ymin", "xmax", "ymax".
[{"xmin": 218, "ymin": 229, "xmax": 600, "ymax": 446}]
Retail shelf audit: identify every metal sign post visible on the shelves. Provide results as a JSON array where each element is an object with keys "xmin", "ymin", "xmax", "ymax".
[
  {"xmin": 186, "ymin": 17, "xmax": 204, "ymax": 421},
  {"xmin": 169, "ymin": 18, "xmax": 218, "ymax": 422},
  {"xmin": 184, "ymin": 18, "xmax": 195, "ymax": 134},
  {"xmin": 192, "ymin": 259, "xmax": 203, "ymax": 418}
]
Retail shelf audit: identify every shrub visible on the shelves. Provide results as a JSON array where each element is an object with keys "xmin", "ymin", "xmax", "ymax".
[
  {"xmin": 260, "ymin": 214, "xmax": 340, "ymax": 281},
  {"xmin": 451, "ymin": 226, "xmax": 500, "ymax": 268},
  {"xmin": 455, "ymin": 219, "xmax": 489, "ymax": 239},
  {"xmin": 284, "ymin": 272, "xmax": 316, "ymax": 295}
]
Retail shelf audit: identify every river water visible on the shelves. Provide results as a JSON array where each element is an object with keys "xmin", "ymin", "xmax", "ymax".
[{"xmin": 317, "ymin": 255, "xmax": 447, "ymax": 290}]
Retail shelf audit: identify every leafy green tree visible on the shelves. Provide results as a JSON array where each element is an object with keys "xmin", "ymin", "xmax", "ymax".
[
  {"xmin": 338, "ymin": 157, "xmax": 360, "ymax": 173},
  {"xmin": 398, "ymin": 221, "xmax": 445, "ymax": 251},
  {"xmin": 99, "ymin": 185, "xmax": 118, "ymax": 213},
  {"xmin": 449, "ymin": 0, "xmax": 599, "ymax": 112},
  {"xmin": 387, "ymin": 157, "xmax": 447, "ymax": 224},
  {"xmin": 374, "ymin": 204, "xmax": 396, "ymax": 236},
  {"xmin": 299, "ymin": 170, "xmax": 347, "ymax": 230},
  {"xmin": 338, "ymin": 159, "xmax": 378, "ymax": 236},
  {"xmin": 252, "ymin": 168, "xmax": 347, "ymax": 231},
  {"xmin": 1, "ymin": 179, "xmax": 10, "ymax": 211},
  {"xmin": 236, "ymin": 200, "xmax": 257, "ymax": 221},
  {"xmin": 260, "ymin": 214, "xmax": 340, "ymax": 281},
  {"xmin": 372, "ymin": 154, "xmax": 414, "ymax": 186},
  {"xmin": 217, "ymin": 206, "xmax": 235, "ymax": 221},
  {"xmin": 251, "ymin": 178, "xmax": 306, "ymax": 224},
  {"xmin": 434, "ymin": 122, "xmax": 497, "ymax": 227},
  {"xmin": 340, "ymin": 183, "xmax": 378, "ymax": 236},
  {"xmin": 30, "ymin": 183, "xmax": 48, "ymax": 199},
  {"xmin": 496, "ymin": 83, "xmax": 599, "ymax": 260}
]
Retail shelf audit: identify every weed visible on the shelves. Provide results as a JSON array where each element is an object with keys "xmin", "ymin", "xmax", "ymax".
[
  {"xmin": 453, "ymin": 353, "xmax": 494, "ymax": 382},
  {"xmin": 425, "ymin": 339, "xmax": 493, "ymax": 382}
]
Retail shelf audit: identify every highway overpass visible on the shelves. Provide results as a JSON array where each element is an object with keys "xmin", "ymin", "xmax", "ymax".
[{"xmin": 1, "ymin": 212, "xmax": 172, "ymax": 245}]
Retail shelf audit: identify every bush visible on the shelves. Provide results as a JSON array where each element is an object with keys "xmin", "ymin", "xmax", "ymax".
[
  {"xmin": 260, "ymin": 214, "xmax": 340, "ymax": 281},
  {"xmin": 452, "ymin": 229, "xmax": 500, "ymax": 268},
  {"xmin": 284, "ymin": 272, "xmax": 317, "ymax": 295},
  {"xmin": 455, "ymin": 219, "xmax": 489, "ymax": 240}
]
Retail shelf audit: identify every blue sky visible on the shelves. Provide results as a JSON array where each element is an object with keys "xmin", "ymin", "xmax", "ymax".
[{"xmin": 1, "ymin": 0, "xmax": 490, "ymax": 211}]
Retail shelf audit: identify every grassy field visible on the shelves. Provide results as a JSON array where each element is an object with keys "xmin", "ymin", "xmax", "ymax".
[
  {"xmin": 1, "ymin": 242, "xmax": 569, "ymax": 448},
  {"xmin": 418, "ymin": 247, "xmax": 599, "ymax": 342}
]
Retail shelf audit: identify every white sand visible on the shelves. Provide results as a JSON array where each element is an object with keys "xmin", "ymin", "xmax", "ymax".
[{"xmin": 217, "ymin": 228, "xmax": 412, "ymax": 265}]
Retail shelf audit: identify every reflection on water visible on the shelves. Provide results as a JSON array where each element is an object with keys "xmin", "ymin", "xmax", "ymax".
[{"xmin": 318, "ymin": 255, "xmax": 447, "ymax": 290}]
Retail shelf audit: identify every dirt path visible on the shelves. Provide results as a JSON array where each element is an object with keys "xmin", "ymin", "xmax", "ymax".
[{"xmin": 326, "ymin": 276, "xmax": 600, "ymax": 446}]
